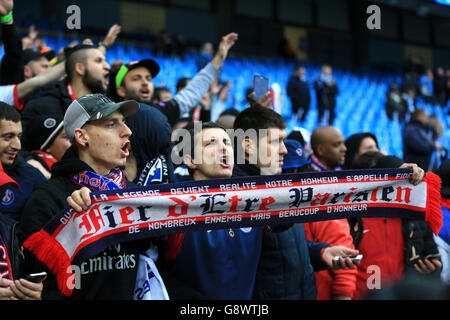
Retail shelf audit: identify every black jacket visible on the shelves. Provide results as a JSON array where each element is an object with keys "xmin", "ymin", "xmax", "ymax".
[
  {"xmin": 150, "ymin": 99, "xmax": 182, "ymax": 128},
  {"xmin": 385, "ymin": 92, "xmax": 406, "ymax": 121},
  {"xmin": 232, "ymin": 163, "xmax": 327, "ymax": 300},
  {"xmin": 0, "ymin": 205, "xmax": 25, "ymax": 280},
  {"xmin": 0, "ymin": 24, "xmax": 24, "ymax": 85},
  {"xmin": 20, "ymin": 78, "xmax": 72, "ymax": 130},
  {"xmin": 286, "ymin": 75, "xmax": 310, "ymax": 109},
  {"xmin": 314, "ymin": 79, "xmax": 338, "ymax": 110},
  {"xmin": 20, "ymin": 146, "xmax": 147, "ymax": 300}
]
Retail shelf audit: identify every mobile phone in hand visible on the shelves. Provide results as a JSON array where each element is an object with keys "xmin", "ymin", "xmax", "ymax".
[
  {"xmin": 252, "ymin": 74, "xmax": 269, "ymax": 100},
  {"xmin": 25, "ymin": 272, "xmax": 47, "ymax": 283},
  {"xmin": 426, "ymin": 253, "xmax": 441, "ymax": 261},
  {"xmin": 349, "ymin": 254, "xmax": 363, "ymax": 263},
  {"xmin": 333, "ymin": 254, "xmax": 363, "ymax": 263}
]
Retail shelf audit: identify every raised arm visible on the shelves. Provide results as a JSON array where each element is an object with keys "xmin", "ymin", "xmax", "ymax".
[
  {"xmin": 173, "ymin": 33, "xmax": 238, "ymax": 115},
  {"xmin": 0, "ymin": 0, "xmax": 13, "ymax": 24},
  {"xmin": 15, "ymin": 62, "xmax": 65, "ymax": 99},
  {"xmin": 0, "ymin": 0, "xmax": 24, "ymax": 85},
  {"xmin": 97, "ymin": 24, "xmax": 121, "ymax": 54},
  {"xmin": 210, "ymin": 32, "xmax": 238, "ymax": 69}
]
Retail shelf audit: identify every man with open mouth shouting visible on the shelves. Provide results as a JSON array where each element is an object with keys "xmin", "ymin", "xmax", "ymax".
[
  {"xmin": 19, "ymin": 94, "xmax": 149, "ymax": 300},
  {"xmin": 163, "ymin": 121, "xmax": 263, "ymax": 299}
]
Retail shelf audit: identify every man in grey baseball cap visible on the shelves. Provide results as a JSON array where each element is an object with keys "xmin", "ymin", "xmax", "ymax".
[
  {"xmin": 63, "ymin": 93, "xmax": 139, "ymax": 175},
  {"xmin": 21, "ymin": 93, "xmax": 145, "ymax": 299},
  {"xmin": 64, "ymin": 93, "xmax": 139, "ymax": 142}
]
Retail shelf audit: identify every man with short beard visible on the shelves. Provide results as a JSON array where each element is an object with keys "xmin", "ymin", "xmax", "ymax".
[{"xmin": 21, "ymin": 44, "xmax": 111, "ymax": 130}]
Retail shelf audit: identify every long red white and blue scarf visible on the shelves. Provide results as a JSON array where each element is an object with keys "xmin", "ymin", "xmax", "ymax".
[{"xmin": 23, "ymin": 168, "xmax": 442, "ymax": 296}]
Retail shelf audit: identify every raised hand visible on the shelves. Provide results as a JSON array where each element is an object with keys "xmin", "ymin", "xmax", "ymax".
[
  {"xmin": 211, "ymin": 32, "xmax": 238, "ymax": 69},
  {"xmin": 0, "ymin": 0, "xmax": 13, "ymax": 17},
  {"xmin": 103, "ymin": 24, "xmax": 122, "ymax": 49}
]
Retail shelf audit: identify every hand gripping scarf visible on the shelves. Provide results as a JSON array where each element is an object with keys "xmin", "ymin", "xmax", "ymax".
[{"xmin": 23, "ymin": 168, "xmax": 442, "ymax": 296}]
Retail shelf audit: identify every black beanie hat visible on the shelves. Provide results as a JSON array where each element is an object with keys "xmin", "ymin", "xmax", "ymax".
[
  {"xmin": 344, "ymin": 132, "xmax": 379, "ymax": 170},
  {"xmin": 23, "ymin": 115, "xmax": 64, "ymax": 151},
  {"xmin": 374, "ymin": 155, "xmax": 405, "ymax": 169}
]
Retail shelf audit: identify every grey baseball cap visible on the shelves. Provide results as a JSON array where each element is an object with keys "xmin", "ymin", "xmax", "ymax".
[{"xmin": 64, "ymin": 94, "xmax": 139, "ymax": 141}]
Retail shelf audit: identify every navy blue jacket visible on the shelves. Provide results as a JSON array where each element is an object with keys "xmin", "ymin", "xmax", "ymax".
[
  {"xmin": 170, "ymin": 225, "xmax": 263, "ymax": 299},
  {"xmin": 167, "ymin": 172, "xmax": 263, "ymax": 299},
  {"xmin": 2, "ymin": 155, "xmax": 46, "ymax": 222},
  {"xmin": 232, "ymin": 163, "xmax": 327, "ymax": 299},
  {"xmin": 0, "ymin": 157, "xmax": 46, "ymax": 280},
  {"xmin": 253, "ymin": 224, "xmax": 318, "ymax": 299},
  {"xmin": 403, "ymin": 120, "xmax": 436, "ymax": 170}
]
